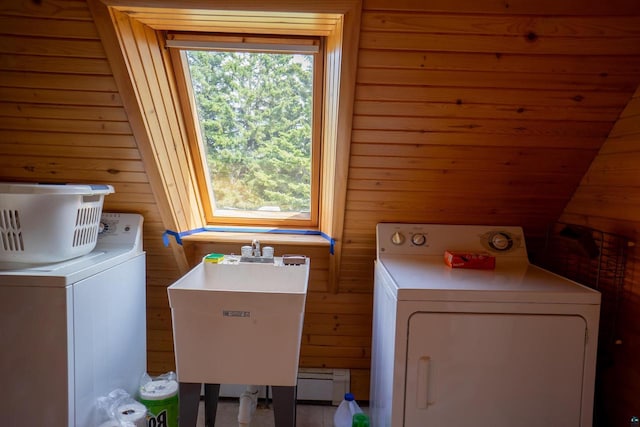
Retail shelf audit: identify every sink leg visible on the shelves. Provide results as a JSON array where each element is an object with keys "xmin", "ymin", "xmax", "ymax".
[
  {"xmin": 204, "ymin": 383, "xmax": 220, "ymax": 427},
  {"xmin": 179, "ymin": 382, "xmax": 201, "ymax": 427},
  {"xmin": 272, "ymin": 385, "xmax": 297, "ymax": 427}
]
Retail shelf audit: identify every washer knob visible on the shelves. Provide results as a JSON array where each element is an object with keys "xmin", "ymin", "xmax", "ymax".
[
  {"xmin": 490, "ymin": 232, "xmax": 512, "ymax": 251},
  {"xmin": 411, "ymin": 233, "xmax": 427, "ymax": 246},
  {"xmin": 391, "ymin": 232, "xmax": 405, "ymax": 245}
]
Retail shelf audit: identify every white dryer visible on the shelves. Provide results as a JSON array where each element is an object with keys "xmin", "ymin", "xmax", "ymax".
[
  {"xmin": 370, "ymin": 223, "xmax": 600, "ymax": 427},
  {"xmin": 0, "ymin": 213, "xmax": 146, "ymax": 427}
]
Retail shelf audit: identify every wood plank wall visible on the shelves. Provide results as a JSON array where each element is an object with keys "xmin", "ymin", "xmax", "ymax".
[
  {"xmin": 2, "ymin": 0, "xmax": 640, "ymax": 406},
  {"xmin": 560, "ymin": 86, "xmax": 640, "ymax": 425},
  {"xmin": 340, "ymin": 0, "xmax": 640, "ymax": 294},
  {"xmin": 0, "ymin": 0, "xmax": 185, "ymax": 378}
]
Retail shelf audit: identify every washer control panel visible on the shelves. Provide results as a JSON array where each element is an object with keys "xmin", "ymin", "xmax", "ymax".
[
  {"xmin": 377, "ymin": 223, "xmax": 527, "ymax": 258},
  {"xmin": 96, "ymin": 212, "xmax": 144, "ymax": 251}
]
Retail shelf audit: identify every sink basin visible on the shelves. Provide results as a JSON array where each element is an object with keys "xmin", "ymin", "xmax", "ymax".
[{"xmin": 167, "ymin": 256, "xmax": 310, "ymax": 386}]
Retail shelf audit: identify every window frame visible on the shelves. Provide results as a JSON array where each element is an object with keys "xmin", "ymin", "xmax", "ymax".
[
  {"xmin": 90, "ymin": 0, "xmax": 362, "ymax": 289},
  {"xmin": 168, "ymin": 33, "xmax": 324, "ymax": 227}
]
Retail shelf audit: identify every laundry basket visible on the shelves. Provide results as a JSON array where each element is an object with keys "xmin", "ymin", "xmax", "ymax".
[{"xmin": 0, "ymin": 183, "xmax": 114, "ymax": 264}]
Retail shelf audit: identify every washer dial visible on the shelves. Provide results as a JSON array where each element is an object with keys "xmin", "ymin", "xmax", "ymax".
[
  {"xmin": 411, "ymin": 233, "xmax": 427, "ymax": 246},
  {"xmin": 391, "ymin": 232, "xmax": 405, "ymax": 245},
  {"xmin": 391, "ymin": 231, "xmax": 405, "ymax": 246},
  {"xmin": 99, "ymin": 221, "xmax": 110, "ymax": 234},
  {"xmin": 489, "ymin": 232, "xmax": 513, "ymax": 251}
]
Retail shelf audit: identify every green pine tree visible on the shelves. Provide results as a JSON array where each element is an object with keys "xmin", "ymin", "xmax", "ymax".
[{"xmin": 186, "ymin": 50, "xmax": 313, "ymax": 213}]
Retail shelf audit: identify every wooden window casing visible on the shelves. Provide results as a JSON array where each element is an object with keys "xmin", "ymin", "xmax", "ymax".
[
  {"xmin": 168, "ymin": 33, "xmax": 324, "ymax": 227},
  {"xmin": 89, "ymin": 0, "xmax": 361, "ymax": 288}
]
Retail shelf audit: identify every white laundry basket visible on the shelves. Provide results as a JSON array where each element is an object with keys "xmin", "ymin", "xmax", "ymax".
[{"xmin": 0, "ymin": 183, "xmax": 114, "ymax": 264}]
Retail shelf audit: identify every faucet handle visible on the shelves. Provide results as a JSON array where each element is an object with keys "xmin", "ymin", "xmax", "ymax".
[{"xmin": 251, "ymin": 239, "xmax": 261, "ymax": 257}]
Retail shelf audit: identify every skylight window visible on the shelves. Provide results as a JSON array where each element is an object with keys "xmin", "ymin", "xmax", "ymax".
[
  {"xmin": 169, "ymin": 35, "xmax": 322, "ymax": 226},
  {"xmin": 95, "ymin": 2, "xmax": 361, "ymax": 259}
]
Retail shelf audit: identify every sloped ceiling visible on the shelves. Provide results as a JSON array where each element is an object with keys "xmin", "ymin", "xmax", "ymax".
[
  {"xmin": 338, "ymin": 0, "xmax": 640, "ymax": 292},
  {"xmin": 1, "ymin": 0, "xmax": 640, "ymax": 392}
]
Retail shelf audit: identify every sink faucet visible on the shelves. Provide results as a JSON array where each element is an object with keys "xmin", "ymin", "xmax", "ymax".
[{"xmin": 252, "ymin": 239, "xmax": 261, "ymax": 257}]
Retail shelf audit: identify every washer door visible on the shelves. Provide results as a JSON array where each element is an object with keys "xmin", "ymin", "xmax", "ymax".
[{"xmin": 405, "ymin": 312, "xmax": 586, "ymax": 427}]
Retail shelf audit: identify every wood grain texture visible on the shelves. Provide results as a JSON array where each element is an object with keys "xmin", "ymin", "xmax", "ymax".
[
  {"xmin": 0, "ymin": 0, "xmax": 184, "ymax": 379},
  {"xmin": 1, "ymin": 0, "xmax": 640, "ymax": 408},
  {"xmin": 560, "ymin": 88, "xmax": 640, "ymax": 426},
  {"xmin": 363, "ymin": 0, "xmax": 640, "ymax": 15}
]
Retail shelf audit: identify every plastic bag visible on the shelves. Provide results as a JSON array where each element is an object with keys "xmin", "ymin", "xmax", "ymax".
[
  {"xmin": 94, "ymin": 393, "xmax": 120, "ymax": 427},
  {"xmin": 96, "ymin": 389, "xmax": 147, "ymax": 427}
]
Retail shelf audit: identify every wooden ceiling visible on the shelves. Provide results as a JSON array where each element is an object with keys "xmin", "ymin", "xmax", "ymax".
[
  {"xmin": 1, "ymin": 0, "xmax": 640, "ymax": 400},
  {"xmin": 343, "ymin": 0, "xmax": 640, "ymax": 239}
]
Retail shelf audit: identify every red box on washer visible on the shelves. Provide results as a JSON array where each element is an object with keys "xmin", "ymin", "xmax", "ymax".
[{"xmin": 444, "ymin": 250, "xmax": 496, "ymax": 269}]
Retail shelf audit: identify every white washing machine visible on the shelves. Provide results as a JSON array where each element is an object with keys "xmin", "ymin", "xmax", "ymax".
[
  {"xmin": 0, "ymin": 213, "xmax": 146, "ymax": 427},
  {"xmin": 370, "ymin": 223, "xmax": 601, "ymax": 427}
]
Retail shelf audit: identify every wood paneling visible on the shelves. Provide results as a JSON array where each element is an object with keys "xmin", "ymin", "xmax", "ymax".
[
  {"xmin": 95, "ymin": 5, "xmax": 204, "ymax": 238},
  {"xmin": 2, "ymin": 0, "xmax": 640, "ymax": 409},
  {"xmin": 363, "ymin": 0, "xmax": 640, "ymax": 15},
  {"xmin": 341, "ymin": 2, "xmax": 640, "ymax": 301},
  {"xmin": 341, "ymin": 1, "xmax": 640, "ymax": 408},
  {"xmin": 122, "ymin": 7, "xmax": 342, "ymax": 36},
  {"xmin": 0, "ymin": 0, "xmax": 182, "ymax": 377},
  {"xmin": 560, "ymin": 88, "xmax": 640, "ymax": 426}
]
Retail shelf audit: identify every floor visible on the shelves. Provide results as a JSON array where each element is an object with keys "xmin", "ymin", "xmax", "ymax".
[{"xmin": 195, "ymin": 399, "xmax": 340, "ymax": 427}]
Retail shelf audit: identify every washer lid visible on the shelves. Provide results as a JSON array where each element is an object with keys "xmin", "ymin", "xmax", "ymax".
[
  {"xmin": 378, "ymin": 255, "xmax": 600, "ymax": 305},
  {"xmin": 0, "ymin": 248, "xmax": 142, "ymax": 286},
  {"xmin": 0, "ymin": 213, "xmax": 144, "ymax": 286}
]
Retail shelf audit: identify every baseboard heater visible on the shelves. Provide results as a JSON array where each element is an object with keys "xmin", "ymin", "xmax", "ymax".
[{"xmin": 214, "ymin": 368, "xmax": 350, "ymax": 405}]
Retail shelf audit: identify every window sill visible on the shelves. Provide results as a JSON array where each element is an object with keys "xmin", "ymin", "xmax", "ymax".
[{"xmin": 180, "ymin": 230, "xmax": 330, "ymax": 247}]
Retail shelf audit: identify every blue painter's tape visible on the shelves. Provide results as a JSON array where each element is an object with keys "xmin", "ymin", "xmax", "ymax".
[
  {"xmin": 162, "ymin": 227, "xmax": 207, "ymax": 246},
  {"xmin": 162, "ymin": 227, "xmax": 336, "ymax": 254},
  {"xmin": 320, "ymin": 231, "xmax": 335, "ymax": 254},
  {"xmin": 162, "ymin": 230, "xmax": 182, "ymax": 247}
]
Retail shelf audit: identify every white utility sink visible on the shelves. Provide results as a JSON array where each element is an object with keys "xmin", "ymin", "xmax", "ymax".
[{"xmin": 168, "ymin": 256, "xmax": 310, "ymax": 386}]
